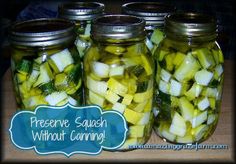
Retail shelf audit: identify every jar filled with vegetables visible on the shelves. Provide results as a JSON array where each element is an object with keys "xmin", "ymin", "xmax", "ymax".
[
  {"xmin": 58, "ymin": 2, "xmax": 105, "ymax": 59},
  {"xmin": 122, "ymin": 2, "xmax": 175, "ymax": 55},
  {"xmin": 84, "ymin": 15, "xmax": 155, "ymax": 149},
  {"xmin": 9, "ymin": 18, "xmax": 83, "ymax": 110},
  {"xmin": 153, "ymin": 13, "xmax": 224, "ymax": 144}
]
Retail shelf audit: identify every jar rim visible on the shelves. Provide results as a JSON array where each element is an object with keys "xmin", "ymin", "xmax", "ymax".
[
  {"xmin": 122, "ymin": 2, "xmax": 175, "ymax": 27},
  {"xmin": 91, "ymin": 14, "xmax": 146, "ymax": 40},
  {"xmin": 165, "ymin": 12, "xmax": 217, "ymax": 41},
  {"xmin": 58, "ymin": 2, "xmax": 105, "ymax": 21},
  {"xmin": 9, "ymin": 18, "xmax": 76, "ymax": 47}
]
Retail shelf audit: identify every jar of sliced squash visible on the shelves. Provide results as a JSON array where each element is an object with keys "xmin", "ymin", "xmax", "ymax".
[
  {"xmin": 153, "ymin": 13, "xmax": 224, "ymax": 144},
  {"xmin": 122, "ymin": 2, "xmax": 175, "ymax": 55},
  {"xmin": 84, "ymin": 15, "xmax": 155, "ymax": 149},
  {"xmin": 58, "ymin": 2, "xmax": 105, "ymax": 59},
  {"xmin": 9, "ymin": 18, "xmax": 83, "ymax": 110}
]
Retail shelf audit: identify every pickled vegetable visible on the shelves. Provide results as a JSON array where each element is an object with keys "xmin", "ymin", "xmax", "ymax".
[
  {"xmin": 75, "ymin": 22, "xmax": 92, "ymax": 58},
  {"xmin": 84, "ymin": 42, "xmax": 154, "ymax": 147},
  {"xmin": 154, "ymin": 39, "xmax": 224, "ymax": 143},
  {"xmin": 11, "ymin": 47, "xmax": 82, "ymax": 110},
  {"xmin": 146, "ymin": 29, "xmax": 164, "ymax": 55}
]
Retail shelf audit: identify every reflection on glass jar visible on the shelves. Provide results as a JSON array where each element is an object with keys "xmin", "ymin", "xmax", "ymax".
[
  {"xmin": 58, "ymin": 2, "xmax": 105, "ymax": 59},
  {"xmin": 9, "ymin": 18, "xmax": 83, "ymax": 110},
  {"xmin": 84, "ymin": 15, "xmax": 155, "ymax": 149},
  {"xmin": 153, "ymin": 13, "xmax": 224, "ymax": 144},
  {"xmin": 122, "ymin": 2, "xmax": 175, "ymax": 55}
]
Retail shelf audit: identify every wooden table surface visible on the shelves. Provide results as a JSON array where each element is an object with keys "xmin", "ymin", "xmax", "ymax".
[{"xmin": 1, "ymin": 60, "xmax": 234, "ymax": 162}]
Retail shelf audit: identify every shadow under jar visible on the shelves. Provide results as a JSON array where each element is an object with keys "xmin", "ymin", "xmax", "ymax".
[
  {"xmin": 83, "ymin": 15, "xmax": 155, "ymax": 150},
  {"xmin": 58, "ymin": 2, "xmax": 105, "ymax": 59},
  {"xmin": 9, "ymin": 18, "xmax": 83, "ymax": 110},
  {"xmin": 122, "ymin": 2, "xmax": 175, "ymax": 55},
  {"xmin": 153, "ymin": 13, "xmax": 224, "ymax": 144}
]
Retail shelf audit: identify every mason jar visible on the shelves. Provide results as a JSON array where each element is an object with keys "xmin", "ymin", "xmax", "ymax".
[
  {"xmin": 58, "ymin": 2, "xmax": 105, "ymax": 58},
  {"xmin": 9, "ymin": 18, "xmax": 83, "ymax": 110},
  {"xmin": 153, "ymin": 13, "xmax": 224, "ymax": 144},
  {"xmin": 122, "ymin": 2, "xmax": 175, "ymax": 55},
  {"xmin": 84, "ymin": 15, "xmax": 155, "ymax": 149}
]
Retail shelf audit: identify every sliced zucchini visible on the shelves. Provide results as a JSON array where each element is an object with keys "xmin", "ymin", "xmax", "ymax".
[
  {"xmin": 88, "ymin": 90, "xmax": 105, "ymax": 107},
  {"xmin": 192, "ymin": 124, "xmax": 209, "ymax": 141},
  {"xmin": 67, "ymin": 96, "xmax": 78, "ymax": 106},
  {"xmin": 112, "ymin": 102, "xmax": 126, "ymax": 114},
  {"xmin": 197, "ymin": 97, "xmax": 210, "ymax": 111},
  {"xmin": 87, "ymin": 76, "xmax": 107, "ymax": 96},
  {"xmin": 214, "ymin": 64, "xmax": 223, "ymax": 80},
  {"xmin": 133, "ymin": 88, "xmax": 153, "ymax": 103},
  {"xmin": 129, "ymin": 125, "xmax": 145, "ymax": 138},
  {"xmin": 109, "ymin": 66, "xmax": 124, "ymax": 77},
  {"xmin": 75, "ymin": 38, "xmax": 90, "ymax": 58},
  {"xmin": 145, "ymin": 38, "xmax": 154, "ymax": 51},
  {"xmin": 184, "ymin": 83, "xmax": 203, "ymax": 101},
  {"xmin": 194, "ymin": 69, "xmax": 213, "ymax": 86},
  {"xmin": 143, "ymin": 98, "xmax": 153, "ymax": 112},
  {"xmin": 133, "ymin": 100, "xmax": 148, "ymax": 112},
  {"xmin": 174, "ymin": 53, "xmax": 200, "ymax": 82},
  {"xmin": 150, "ymin": 28, "xmax": 164, "ymax": 45},
  {"xmin": 107, "ymin": 77, "xmax": 128, "ymax": 96},
  {"xmin": 176, "ymin": 131, "xmax": 193, "ymax": 144},
  {"xmin": 169, "ymin": 79, "xmax": 182, "ymax": 96},
  {"xmin": 121, "ymin": 94, "xmax": 133, "ymax": 105},
  {"xmin": 15, "ymin": 73, "xmax": 27, "ymax": 84},
  {"xmin": 28, "ymin": 69, "xmax": 40, "ymax": 86},
  {"xmin": 191, "ymin": 110, "xmax": 207, "ymax": 128},
  {"xmin": 33, "ymin": 62, "xmax": 53, "ymax": 87},
  {"xmin": 105, "ymin": 90, "xmax": 120, "ymax": 104},
  {"xmin": 209, "ymin": 98, "xmax": 216, "ymax": 109},
  {"xmin": 158, "ymin": 80, "xmax": 169, "ymax": 94},
  {"xmin": 91, "ymin": 61, "xmax": 110, "ymax": 78},
  {"xmin": 169, "ymin": 112, "xmax": 186, "ymax": 137},
  {"xmin": 137, "ymin": 112, "xmax": 150, "ymax": 125},
  {"xmin": 194, "ymin": 48, "xmax": 215, "ymax": 69},
  {"xmin": 207, "ymin": 113, "xmax": 216, "ymax": 125},
  {"xmin": 173, "ymin": 52, "xmax": 185, "ymax": 66},
  {"xmin": 124, "ymin": 108, "xmax": 143, "ymax": 125},
  {"xmin": 22, "ymin": 95, "xmax": 47, "ymax": 109},
  {"xmin": 160, "ymin": 124, "xmax": 176, "ymax": 142},
  {"xmin": 50, "ymin": 49, "xmax": 74, "ymax": 72},
  {"xmin": 54, "ymin": 73, "xmax": 68, "ymax": 90},
  {"xmin": 179, "ymin": 97, "xmax": 194, "ymax": 121},
  {"xmin": 160, "ymin": 69, "xmax": 172, "ymax": 82},
  {"xmin": 165, "ymin": 53, "xmax": 175, "ymax": 72},
  {"xmin": 141, "ymin": 55, "xmax": 153, "ymax": 76},
  {"xmin": 201, "ymin": 87, "xmax": 217, "ymax": 98},
  {"xmin": 158, "ymin": 50, "xmax": 169, "ymax": 61},
  {"xmin": 45, "ymin": 91, "xmax": 68, "ymax": 106}
]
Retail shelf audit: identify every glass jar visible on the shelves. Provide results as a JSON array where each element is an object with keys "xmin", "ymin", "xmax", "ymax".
[
  {"xmin": 84, "ymin": 15, "xmax": 155, "ymax": 149},
  {"xmin": 58, "ymin": 2, "xmax": 105, "ymax": 59},
  {"xmin": 9, "ymin": 18, "xmax": 83, "ymax": 110},
  {"xmin": 153, "ymin": 13, "xmax": 224, "ymax": 144},
  {"xmin": 122, "ymin": 2, "xmax": 175, "ymax": 55}
]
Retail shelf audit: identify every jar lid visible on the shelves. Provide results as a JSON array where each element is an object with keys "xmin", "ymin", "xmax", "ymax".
[
  {"xmin": 122, "ymin": 2, "xmax": 175, "ymax": 28},
  {"xmin": 9, "ymin": 18, "xmax": 75, "ymax": 47},
  {"xmin": 58, "ymin": 2, "xmax": 105, "ymax": 21},
  {"xmin": 91, "ymin": 15, "xmax": 145, "ymax": 41},
  {"xmin": 165, "ymin": 12, "xmax": 217, "ymax": 39}
]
